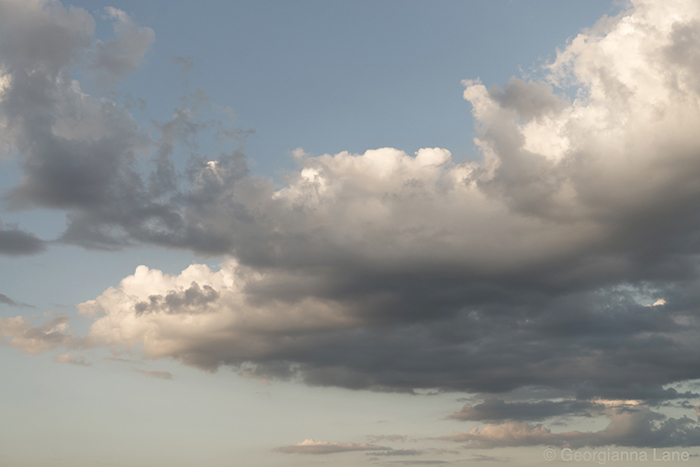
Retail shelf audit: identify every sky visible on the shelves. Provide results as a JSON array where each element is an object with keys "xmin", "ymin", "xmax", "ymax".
[{"xmin": 2, "ymin": 0, "xmax": 700, "ymax": 466}]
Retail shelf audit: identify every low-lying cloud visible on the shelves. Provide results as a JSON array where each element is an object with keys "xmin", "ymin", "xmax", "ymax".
[
  {"xmin": 447, "ymin": 399, "xmax": 601, "ymax": 423},
  {"xmin": 54, "ymin": 352, "xmax": 91, "ymax": 366},
  {"xmin": 133, "ymin": 369, "xmax": 173, "ymax": 380},
  {"xmin": 440, "ymin": 404, "xmax": 700, "ymax": 449},
  {"xmin": 274, "ymin": 439, "xmax": 391, "ymax": 455}
]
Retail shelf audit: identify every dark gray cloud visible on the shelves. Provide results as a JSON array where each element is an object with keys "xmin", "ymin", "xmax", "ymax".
[
  {"xmin": 488, "ymin": 77, "xmax": 566, "ymax": 121},
  {"xmin": 448, "ymin": 399, "xmax": 600, "ymax": 422},
  {"xmin": 0, "ymin": 292, "xmax": 32, "ymax": 308},
  {"xmin": 236, "ymin": 283, "xmax": 699, "ymax": 397},
  {"xmin": 134, "ymin": 281, "xmax": 219, "ymax": 315},
  {"xmin": 77, "ymin": 265, "xmax": 700, "ymax": 405},
  {"xmin": 0, "ymin": 0, "xmax": 93, "ymax": 75},
  {"xmin": 0, "ymin": 293, "xmax": 17, "ymax": 306},
  {"xmin": 0, "ymin": 228, "xmax": 45, "ymax": 256}
]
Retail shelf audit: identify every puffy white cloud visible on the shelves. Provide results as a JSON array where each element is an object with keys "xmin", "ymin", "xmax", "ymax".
[{"xmin": 78, "ymin": 260, "xmax": 358, "ymax": 369}]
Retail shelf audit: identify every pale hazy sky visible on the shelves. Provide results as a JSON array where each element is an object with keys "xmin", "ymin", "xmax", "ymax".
[{"xmin": 2, "ymin": 1, "xmax": 700, "ymax": 466}]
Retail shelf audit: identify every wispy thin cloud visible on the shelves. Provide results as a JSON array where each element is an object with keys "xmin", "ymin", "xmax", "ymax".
[
  {"xmin": 54, "ymin": 353, "xmax": 91, "ymax": 366},
  {"xmin": 0, "ymin": 293, "xmax": 33, "ymax": 308},
  {"xmin": 132, "ymin": 369, "xmax": 173, "ymax": 380},
  {"xmin": 274, "ymin": 439, "xmax": 391, "ymax": 455}
]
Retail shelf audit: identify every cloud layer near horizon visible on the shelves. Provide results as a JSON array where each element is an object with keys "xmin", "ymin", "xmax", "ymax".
[
  {"xmin": 273, "ymin": 439, "xmax": 391, "ymax": 455},
  {"xmin": 4, "ymin": 0, "xmax": 700, "ymax": 450},
  {"xmin": 439, "ymin": 404, "xmax": 700, "ymax": 449}
]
